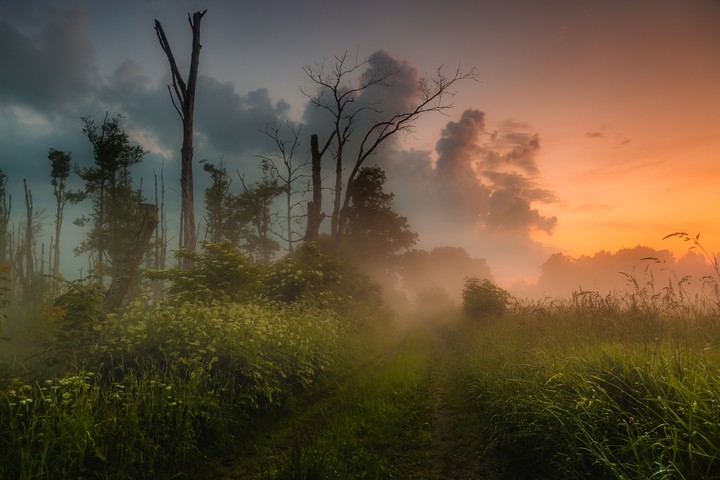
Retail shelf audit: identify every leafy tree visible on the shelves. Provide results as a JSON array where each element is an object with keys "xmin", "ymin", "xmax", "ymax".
[
  {"xmin": 51, "ymin": 276, "xmax": 106, "ymax": 364},
  {"xmin": 462, "ymin": 277, "xmax": 511, "ymax": 320},
  {"xmin": 399, "ymin": 246, "xmax": 494, "ymax": 302},
  {"xmin": 48, "ymin": 148, "xmax": 82, "ymax": 281},
  {"xmin": 343, "ymin": 165, "xmax": 417, "ymax": 264},
  {"xmin": 236, "ymin": 175, "xmax": 284, "ymax": 265},
  {"xmin": 74, "ymin": 114, "xmax": 146, "ymax": 282},
  {"xmin": 201, "ymin": 159, "xmax": 240, "ymax": 243}
]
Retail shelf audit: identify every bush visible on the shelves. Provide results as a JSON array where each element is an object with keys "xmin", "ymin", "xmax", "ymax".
[
  {"xmin": 461, "ymin": 277, "xmax": 510, "ymax": 320},
  {"xmin": 263, "ymin": 242, "xmax": 381, "ymax": 309},
  {"xmin": 146, "ymin": 240, "xmax": 263, "ymax": 303}
]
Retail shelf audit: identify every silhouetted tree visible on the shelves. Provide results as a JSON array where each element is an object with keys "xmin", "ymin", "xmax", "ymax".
[
  {"xmin": 201, "ymin": 159, "xmax": 249, "ymax": 245},
  {"xmin": 155, "ymin": 10, "xmax": 207, "ymax": 266},
  {"xmin": 236, "ymin": 174, "xmax": 284, "ymax": 265},
  {"xmin": 75, "ymin": 114, "xmax": 146, "ymax": 282},
  {"xmin": 256, "ymin": 119, "xmax": 307, "ymax": 253},
  {"xmin": 48, "ymin": 148, "xmax": 82, "ymax": 282},
  {"xmin": 303, "ymin": 52, "xmax": 477, "ymax": 246},
  {"xmin": 344, "ymin": 165, "xmax": 417, "ymax": 264}
]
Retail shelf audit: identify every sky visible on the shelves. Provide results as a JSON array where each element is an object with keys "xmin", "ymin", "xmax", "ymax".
[{"xmin": 1, "ymin": 0, "xmax": 720, "ymax": 287}]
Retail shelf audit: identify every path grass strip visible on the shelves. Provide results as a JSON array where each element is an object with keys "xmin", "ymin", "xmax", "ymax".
[{"xmin": 257, "ymin": 324, "xmax": 435, "ymax": 479}]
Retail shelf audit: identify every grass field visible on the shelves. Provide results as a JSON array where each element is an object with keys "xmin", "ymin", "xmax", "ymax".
[{"xmin": 2, "ymin": 285, "xmax": 720, "ymax": 479}]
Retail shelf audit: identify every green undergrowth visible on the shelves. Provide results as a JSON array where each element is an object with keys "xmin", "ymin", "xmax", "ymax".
[
  {"xmin": 0, "ymin": 298, "xmax": 344, "ymax": 479},
  {"xmin": 461, "ymin": 302, "xmax": 720, "ymax": 479}
]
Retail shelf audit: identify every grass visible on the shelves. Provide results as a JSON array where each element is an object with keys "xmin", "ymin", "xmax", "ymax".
[
  {"xmin": 259, "ymin": 324, "xmax": 436, "ymax": 479},
  {"xmin": 4, "ymin": 257, "xmax": 720, "ymax": 479},
  {"xmin": 460, "ymin": 296, "xmax": 720, "ymax": 479}
]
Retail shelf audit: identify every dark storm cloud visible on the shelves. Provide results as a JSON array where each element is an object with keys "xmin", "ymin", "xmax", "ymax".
[
  {"xmin": 0, "ymin": 4, "xmax": 98, "ymax": 113},
  {"xmin": 195, "ymin": 78, "xmax": 291, "ymax": 155}
]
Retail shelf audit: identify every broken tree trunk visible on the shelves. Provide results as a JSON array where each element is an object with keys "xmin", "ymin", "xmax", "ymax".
[
  {"xmin": 104, "ymin": 203, "xmax": 158, "ymax": 313},
  {"xmin": 304, "ymin": 134, "xmax": 328, "ymax": 243}
]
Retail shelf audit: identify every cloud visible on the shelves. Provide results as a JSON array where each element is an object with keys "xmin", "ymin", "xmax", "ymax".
[
  {"xmin": 586, "ymin": 124, "xmax": 630, "ymax": 145},
  {"xmin": 0, "ymin": 4, "xmax": 98, "ymax": 113},
  {"xmin": 195, "ymin": 79, "xmax": 291, "ymax": 155},
  {"xmin": 379, "ymin": 108, "xmax": 558, "ymax": 282},
  {"xmin": 432, "ymin": 108, "xmax": 557, "ymax": 234}
]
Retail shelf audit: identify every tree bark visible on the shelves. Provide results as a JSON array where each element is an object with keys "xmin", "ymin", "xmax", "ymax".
[
  {"xmin": 104, "ymin": 203, "xmax": 158, "ymax": 313},
  {"xmin": 304, "ymin": 134, "xmax": 326, "ymax": 243}
]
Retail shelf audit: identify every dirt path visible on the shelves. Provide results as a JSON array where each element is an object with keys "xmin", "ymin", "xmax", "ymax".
[
  {"xmin": 425, "ymin": 320, "xmax": 498, "ymax": 479},
  {"xmin": 205, "ymin": 319, "xmax": 499, "ymax": 479}
]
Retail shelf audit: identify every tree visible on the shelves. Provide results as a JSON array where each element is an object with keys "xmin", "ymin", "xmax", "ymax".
[
  {"xmin": 256, "ymin": 119, "xmax": 307, "ymax": 253},
  {"xmin": 303, "ymin": 52, "xmax": 477, "ymax": 246},
  {"xmin": 236, "ymin": 175, "xmax": 284, "ymax": 265},
  {"xmin": 75, "ymin": 114, "xmax": 146, "ymax": 282},
  {"xmin": 19, "ymin": 179, "xmax": 35, "ymax": 297},
  {"xmin": 462, "ymin": 277, "xmax": 511, "ymax": 320},
  {"xmin": 304, "ymin": 133, "xmax": 333, "ymax": 243},
  {"xmin": 0, "ymin": 169, "xmax": 10, "ymax": 264},
  {"xmin": 201, "ymin": 159, "xmax": 233, "ymax": 243},
  {"xmin": 343, "ymin": 165, "xmax": 417, "ymax": 264},
  {"xmin": 155, "ymin": 10, "xmax": 207, "ymax": 265},
  {"xmin": 48, "ymin": 148, "xmax": 82, "ymax": 281}
]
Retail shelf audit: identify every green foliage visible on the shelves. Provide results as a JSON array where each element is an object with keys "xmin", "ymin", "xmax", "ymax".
[
  {"xmin": 263, "ymin": 242, "xmax": 381, "ymax": 309},
  {"xmin": 100, "ymin": 298, "xmax": 341, "ymax": 408},
  {"xmin": 0, "ymin": 295, "xmax": 344, "ymax": 479},
  {"xmin": 344, "ymin": 165, "xmax": 418, "ymax": 264},
  {"xmin": 50, "ymin": 277, "xmax": 106, "ymax": 364},
  {"xmin": 461, "ymin": 277, "xmax": 510, "ymax": 320},
  {"xmin": 146, "ymin": 240, "xmax": 262, "ymax": 303},
  {"xmin": 74, "ymin": 114, "xmax": 146, "ymax": 279},
  {"xmin": 236, "ymin": 176, "xmax": 285, "ymax": 265}
]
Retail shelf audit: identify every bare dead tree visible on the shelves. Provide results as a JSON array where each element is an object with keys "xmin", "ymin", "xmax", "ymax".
[
  {"xmin": 154, "ymin": 10, "xmax": 207, "ymax": 267},
  {"xmin": 256, "ymin": 119, "xmax": 309, "ymax": 253},
  {"xmin": 303, "ymin": 52, "xmax": 477, "ymax": 246}
]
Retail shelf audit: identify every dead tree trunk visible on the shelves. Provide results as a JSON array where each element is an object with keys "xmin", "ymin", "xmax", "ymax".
[
  {"xmin": 303, "ymin": 133, "xmax": 333, "ymax": 243},
  {"xmin": 154, "ymin": 10, "xmax": 207, "ymax": 268},
  {"xmin": 104, "ymin": 203, "xmax": 158, "ymax": 313}
]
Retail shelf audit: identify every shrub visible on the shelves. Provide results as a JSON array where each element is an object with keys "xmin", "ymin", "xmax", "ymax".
[
  {"xmin": 461, "ymin": 277, "xmax": 510, "ymax": 320},
  {"xmin": 146, "ymin": 240, "xmax": 263, "ymax": 303},
  {"xmin": 263, "ymin": 242, "xmax": 381, "ymax": 309}
]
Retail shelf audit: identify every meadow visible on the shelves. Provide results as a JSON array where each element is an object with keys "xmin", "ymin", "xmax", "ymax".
[{"xmin": 1, "ymin": 242, "xmax": 720, "ymax": 479}]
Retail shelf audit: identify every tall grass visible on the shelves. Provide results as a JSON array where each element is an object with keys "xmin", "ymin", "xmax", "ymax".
[{"xmin": 463, "ymin": 291, "xmax": 720, "ymax": 479}]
